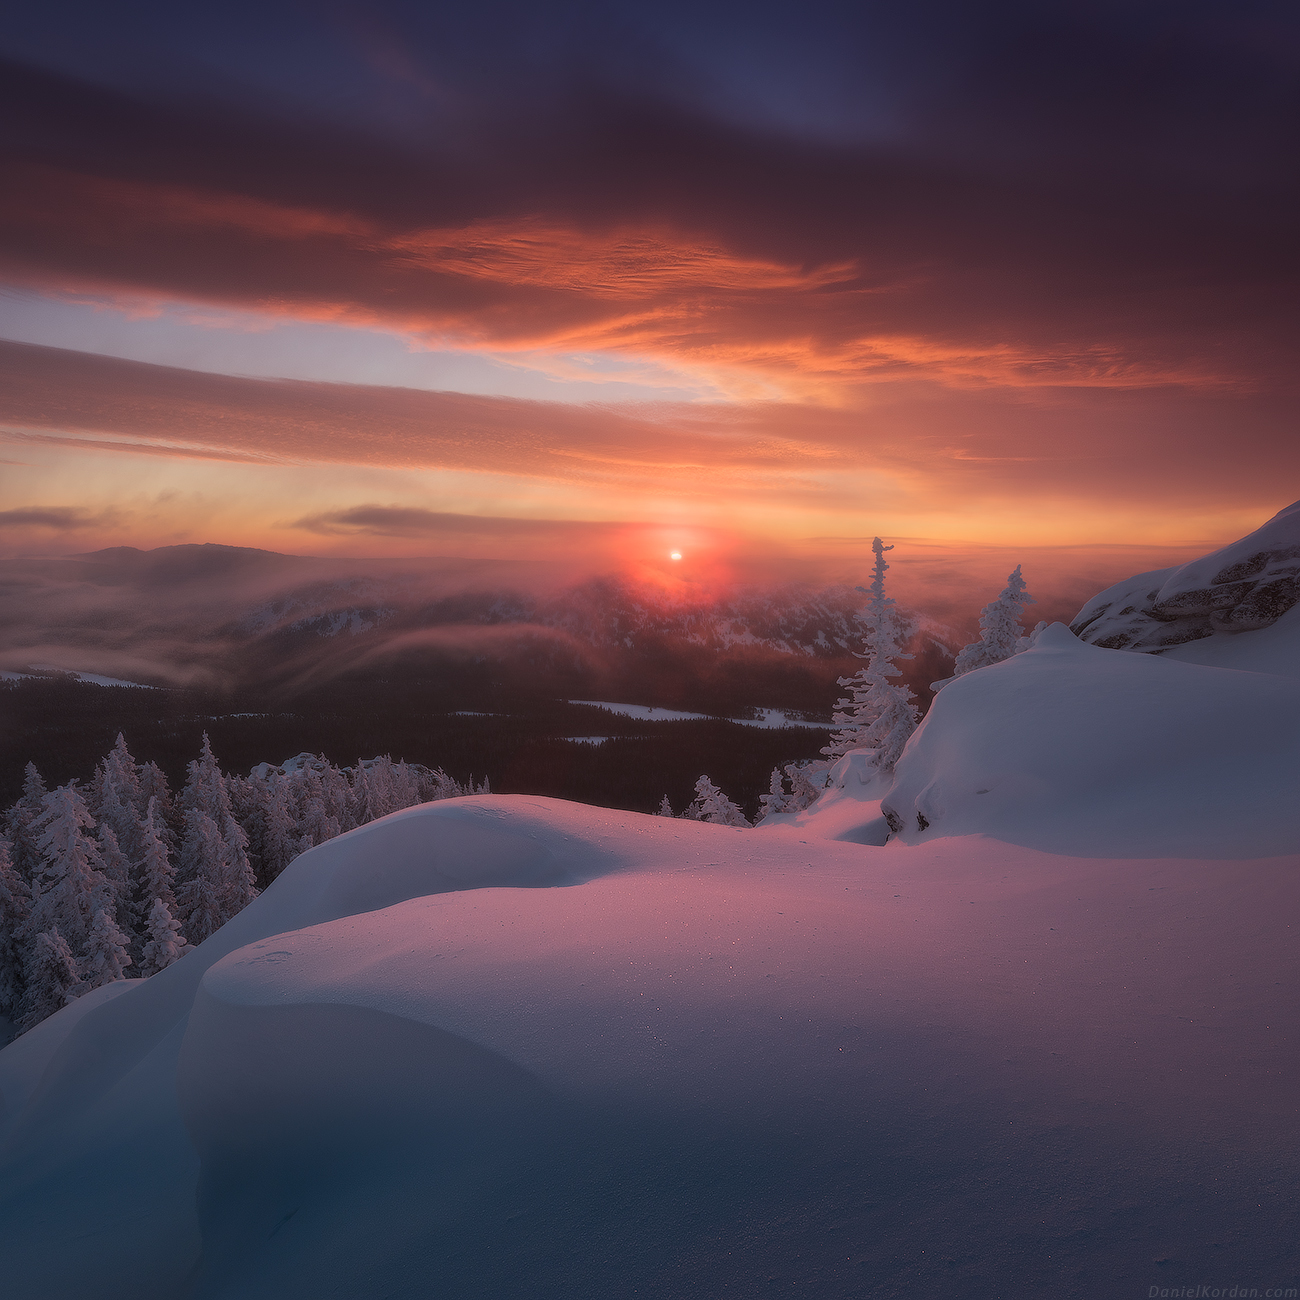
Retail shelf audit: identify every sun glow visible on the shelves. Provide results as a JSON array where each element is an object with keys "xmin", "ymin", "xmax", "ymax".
[{"xmin": 670, "ymin": 551, "xmax": 682, "ymax": 560}]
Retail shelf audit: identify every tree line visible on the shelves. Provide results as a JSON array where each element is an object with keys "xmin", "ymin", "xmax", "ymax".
[{"xmin": 0, "ymin": 735, "xmax": 487, "ymax": 1033}]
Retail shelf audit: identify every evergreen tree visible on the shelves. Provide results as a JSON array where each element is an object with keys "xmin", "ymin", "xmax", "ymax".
[
  {"xmin": 27, "ymin": 785, "xmax": 115, "ymax": 954},
  {"xmin": 297, "ymin": 767, "xmax": 342, "ymax": 849},
  {"xmin": 180, "ymin": 733, "xmax": 232, "ymax": 822},
  {"xmin": 757, "ymin": 768, "xmax": 787, "ymax": 819},
  {"xmin": 259, "ymin": 776, "xmax": 301, "ymax": 882},
  {"xmin": 821, "ymin": 537, "xmax": 919, "ymax": 775},
  {"xmin": 19, "ymin": 928, "xmax": 83, "ymax": 1031},
  {"xmin": 92, "ymin": 734, "xmax": 145, "ymax": 860},
  {"xmin": 95, "ymin": 822, "xmax": 134, "ymax": 923},
  {"xmin": 783, "ymin": 761, "xmax": 828, "ymax": 813},
  {"xmin": 135, "ymin": 797, "xmax": 177, "ymax": 913},
  {"xmin": 351, "ymin": 759, "xmax": 395, "ymax": 826},
  {"xmin": 0, "ymin": 839, "xmax": 31, "ymax": 1018},
  {"xmin": 137, "ymin": 761, "xmax": 175, "ymax": 836},
  {"xmin": 4, "ymin": 763, "xmax": 48, "ymax": 883},
  {"xmin": 138, "ymin": 897, "xmax": 191, "ymax": 976},
  {"xmin": 687, "ymin": 776, "xmax": 751, "ymax": 827},
  {"xmin": 175, "ymin": 810, "xmax": 228, "ymax": 944},
  {"xmin": 82, "ymin": 907, "xmax": 132, "ymax": 988},
  {"xmin": 657, "ymin": 795, "xmax": 674, "ymax": 817},
  {"xmin": 220, "ymin": 811, "xmax": 257, "ymax": 915},
  {"xmin": 952, "ymin": 565, "xmax": 1037, "ymax": 677}
]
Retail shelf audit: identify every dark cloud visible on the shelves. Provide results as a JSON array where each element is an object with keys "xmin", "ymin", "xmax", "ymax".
[
  {"xmin": 0, "ymin": 505, "xmax": 102, "ymax": 529},
  {"xmin": 1, "ymin": 7, "xmax": 1297, "ymax": 399}
]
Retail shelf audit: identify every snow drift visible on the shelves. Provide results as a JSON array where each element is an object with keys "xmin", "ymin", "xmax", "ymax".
[{"xmin": 881, "ymin": 621, "xmax": 1300, "ymax": 857}]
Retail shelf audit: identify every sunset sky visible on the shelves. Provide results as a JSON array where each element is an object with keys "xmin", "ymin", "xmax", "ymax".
[{"xmin": 2, "ymin": 1, "xmax": 1297, "ymax": 597}]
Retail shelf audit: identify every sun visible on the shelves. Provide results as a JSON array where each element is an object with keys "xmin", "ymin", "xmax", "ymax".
[{"xmin": 670, "ymin": 551, "xmax": 682, "ymax": 561}]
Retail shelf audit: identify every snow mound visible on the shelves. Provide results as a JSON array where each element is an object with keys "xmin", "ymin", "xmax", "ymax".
[
  {"xmin": 879, "ymin": 622, "xmax": 1300, "ymax": 857},
  {"xmin": 2, "ymin": 790, "xmax": 1298, "ymax": 1297},
  {"xmin": 1071, "ymin": 499, "xmax": 1300, "ymax": 656}
]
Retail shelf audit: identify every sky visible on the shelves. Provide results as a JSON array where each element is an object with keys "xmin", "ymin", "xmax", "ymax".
[{"xmin": 1, "ymin": 0, "xmax": 1297, "ymax": 597}]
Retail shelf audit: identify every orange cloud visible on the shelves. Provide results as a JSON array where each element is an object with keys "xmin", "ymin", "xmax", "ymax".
[{"xmin": 0, "ymin": 161, "xmax": 1251, "ymax": 403}]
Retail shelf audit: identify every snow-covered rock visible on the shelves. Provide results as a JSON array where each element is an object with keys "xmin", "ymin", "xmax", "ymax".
[{"xmin": 1071, "ymin": 499, "xmax": 1300, "ymax": 653}]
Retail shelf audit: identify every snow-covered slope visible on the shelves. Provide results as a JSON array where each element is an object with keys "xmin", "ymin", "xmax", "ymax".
[{"xmin": 2, "ymin": 789, "xmax": 1297, "ymax": 1299}]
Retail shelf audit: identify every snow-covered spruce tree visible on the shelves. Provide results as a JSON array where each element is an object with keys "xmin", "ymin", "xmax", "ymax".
[
  {"xmin": 951, "ymin": 565, "xmax": 1036, "ymax": 678},
  {"xmin": 138, "ymin": 897, "xmax": 191, "ymax": 977},
  {"xmin": 27, "ymin": 784, "xmax": 116, "ymax": 955},
  {"xmin": 135, "ymin": 796, "xmax": 177, "ymax": 914},
  {"xmin": 256, "ymin": 775, "xmax": 301, "ymax": 883},
  {"xmin": 92, "ymin": 734, "xmax": 145, "ymax": 861},
  {"xmin": 758, "ymin": 768, "xmax": 787, "ymax": 819},
  {"xmin": 19, "ymin": 928, "xmax": 83, "ymax": 1031},
  {"xmin": 351, "ymin": 758, "xmax": 395, "ymax": 826},
  {"xmin": 4, "ymin": 762, "xmax": 48, "ymax": 883},
  {"xmin": 821, "ymin": 537, "xmax": 919, "ymax": 776},
  {"xmin": 0, "ymin": 839, "xmax": 31, "ymax": 1019},
  {"xmin": 178, "ymin": 735, "xmax": 256, "ymax": 922},
  {"xmin": 783, "ymin": 761, "xmax": 829, "ymax": 813},
  {"xmin": 180, "ymin": 733, "xmax": 237, "ymax": 823},
  {"xmin": 137, "ymin": 761, "xmax": 175, "ymax": 833},
  {"xmin": 657, "ymin": 795, "xmax": 675, "ymax": 817},
  {"xmin": 296, "ymin": 766, "xmax": 342, "ymax": 849},
  {"xmin": 95, "ymin": 822, "xmax": 135, "ymax": 930},
  {"xmin": 687, "ymin": 776, "xmax": 751, "ymax": 827},
  {"xmin": 175, "ymin": 809, "xmax": 229, "ymax": 945},
  {"xmin": 82, "ymin": 906, "xmax": 132, "ymax": 988}
]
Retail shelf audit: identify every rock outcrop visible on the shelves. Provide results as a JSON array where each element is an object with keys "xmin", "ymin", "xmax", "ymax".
[{"xmin": 1070, "ymin": 500, "xmax": 1300, "ymax": 652}]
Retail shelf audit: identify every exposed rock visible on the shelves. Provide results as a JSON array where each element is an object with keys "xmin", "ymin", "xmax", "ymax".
[{"xmin": 1071, "ymin": 501, "xmax": 1300, "ymax": 652}]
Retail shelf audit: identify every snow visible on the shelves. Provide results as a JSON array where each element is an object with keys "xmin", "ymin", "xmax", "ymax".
[
  {"xmin": 881, "ymin": 622, "xmax": 1300, "ymax": 858},
  {"xmin": 21, "ymin": 665, "xmax": 156, "ymax": 689},
  {"xmin": 570, "ymin": 700, "xmax": 831, "ymax": 728},
  {"xmin": 3, "ymin": 516, "xmax": 1299, "ymax": 1297},
  {"xmin": 561, "ymin": 735, "xmax": 610, "ymax": 744},
  {"xmin": 569, "ymin": 699, "xmax": 715, "ymax": 721}
]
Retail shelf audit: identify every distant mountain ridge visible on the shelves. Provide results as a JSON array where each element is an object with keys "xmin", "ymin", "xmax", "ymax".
[{"xmin": 1, "ymin": 543, "xmax": 960, "ymax": 708}]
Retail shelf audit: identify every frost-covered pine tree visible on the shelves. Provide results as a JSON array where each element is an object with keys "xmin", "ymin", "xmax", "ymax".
[
  {"xmin": 27, "ymin": 784, "xmax": 115, "ymax": 955},
  {"xmin": 783, "ymin": 761, "xmax": 829, "ymax": 812},
  {"xmin": 82, "ymin": 906, "xmax": 132, "ymax": 988},
  {"xmin": 687, "ymin": 776, "xmax": 751, "ymax": 827},
  {"xmin": 175, "ymin": 809, "xmax": 229, "ymax": 945},
  {"xmin": 296, "ymin": 766, "xmax": 342, "ymax": 849},
  {"xmin": 19, "ymin": 928, "xmax": 84, "ymax": 1030},
  {"xmin": 137, "ymin": 761, "xmax": 175, "ymax": 833},
  {"xmin": 757, "ymin": 768, "xmax": 787, "ymax": 819},
  {"xmin": 135, "ymin": 796, "xmax": 177, "ymax": 913},
  {"xmin": 951, "ymin": 565, "xmax": 1036, "ymax": 678},
  {"xmin": 181, "ymin": 733, "xmax": 235, "ymax": 822},
  {"xmin": 258, "ymin": 776, "xmax": 302, "ymax": 882},
  {"xmin": 95, "ymin": 821, "xmax": 135, "ymax": 930},
  {"xmin": 657, "ymin": 795, "xmax": 675, "ymax": 817},
  {"xmin": 821, "ymin": 537, "xmax": 919, "ymax": 775},
  {"xmin": 0, "ymin": 839, "xmax": 31, "ymax": 1019},
  {"xmin": 220, "ymin": 810, "xmax": 258, "ymax": 915},
  {"xmin": 138, "ymin": 897, "xmax": 191, "ymax": 976},
  {"xmin": 92, "ymin": 734, "xmax": 145, "ymax": 860},
  {"xmin": 4, "ymin": 762, "xmax": 48, "ymax": 883}
]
